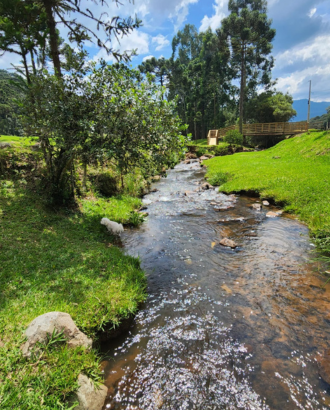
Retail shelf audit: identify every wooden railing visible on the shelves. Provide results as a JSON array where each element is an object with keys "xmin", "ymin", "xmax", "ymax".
[
  {"xmin": 242, "ymin": 121, "xmax": 308, "ymax": 136},
  {"xmin": 215, "ymin": 121, "xmax": 308, "ymax": 142},
  {"xmin": 217, "ymin": 125, "xmax": 237, "ymax": 138}
]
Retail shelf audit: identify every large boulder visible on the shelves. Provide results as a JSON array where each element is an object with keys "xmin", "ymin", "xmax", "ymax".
[
  {"xmin": 71, "ymin": 374, "xmax": 108, "ymax": 410},
  {"xmin": 21, "ymin": 312, "xmax": 92, "ymax": 357}
]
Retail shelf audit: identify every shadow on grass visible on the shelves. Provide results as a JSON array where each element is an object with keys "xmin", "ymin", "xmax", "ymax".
[{"xmin": 0, "ymin": 184, "xmax": 146, "ymax": 339}]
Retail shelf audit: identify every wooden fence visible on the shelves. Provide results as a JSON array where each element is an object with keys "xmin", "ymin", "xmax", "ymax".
[{"xmin": 208, "ymin": 121, "xmax": 309, "ymax": 145}]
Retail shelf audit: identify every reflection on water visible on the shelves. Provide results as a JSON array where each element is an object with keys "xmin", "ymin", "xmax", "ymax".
[{"xmin": 102, "ymin": 161, "xmax": 330, "ymax": 409}]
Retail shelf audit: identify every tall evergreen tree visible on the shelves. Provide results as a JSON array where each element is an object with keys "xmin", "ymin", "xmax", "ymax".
[
  {"xmin": 138, "ymin": 57, "xmax": 169, "ymax": 88},
  {"xmin": 164, "ymin": 25, "xmax": 234, "ymax": 139},
  {"xmin": 220, "ymin": 0, "xmax": 276, "ymax": 134}
]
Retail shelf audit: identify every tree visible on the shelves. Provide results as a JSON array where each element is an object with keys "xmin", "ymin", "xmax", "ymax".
[
  {"xmin": 220, "ymin": 0, "xmax": 276, "ymax": 134},
  {"xmin": 22, "ymin": 63, "xmax": 185, "ymax": 203},
  {"xmin": 0, "ymin": 70, "xmax": 26, "ymax": 135},
  {"xmin": 246, "ymin": 91, "xmax": 297, "ymax": 123},
  {"xmin": 34, "ymin": 0, "xmax": 141, "ymax": 76},
  {"xmin": 138, "ymin": 57, "xmax": 169, "ymax": 88},
  {"xmin": 0, "ymin": 0, "xmax": 141, "ymax": 79},
  {"xmin": 166, "ymin": 24, "xmax": 234, "ymax": 139},
  {"xmin": 0, "ymin": 0, "xmax": 48, "ymax": 83},
  {"xmin": 91, "ymin": 65, "xmax": 186, "ymax": 186}
]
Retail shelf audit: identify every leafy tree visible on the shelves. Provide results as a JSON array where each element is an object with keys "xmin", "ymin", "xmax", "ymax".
[
  {"xmin": 0, "ymin": 70, "xmax": 26, "ymax": 135},
  {"xmin": 22, "ymin": 63, "xmax": 185, "ymax": 203},
  {"xmin": 138, "ymin": 57, "xmax": 169, "ymax": 88},
  {"xmin": 165, "ymin": 24, "xmax": 234, "ymax": 140},
  {"xmin": 0, "ymin": 0, "xmax": 140, "ymax": 79},
  {"xmin": 89, "ymin": 65, "xmax": 186, "ymax": 186},
  {"xmin": 0, "ymin": 0, "xmax": 48, "ymax": 83},
  {"xmin": 220, "ymin": 0, "xmax": 276, "ymax": 134},
  {"xmin": 34, "ymin": 0, "xmax": 141, "ymax": 76},
  {"xmin": 246, "ymin": 91, "xmax": 296, "ymax": 123}
]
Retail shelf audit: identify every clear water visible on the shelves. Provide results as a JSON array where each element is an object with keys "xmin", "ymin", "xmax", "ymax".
[{"xmin": 101, "ymin": 161, "xmax": 330, "ymax": 410}]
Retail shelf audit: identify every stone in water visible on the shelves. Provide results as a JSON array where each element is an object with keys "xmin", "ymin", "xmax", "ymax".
[{"xmin": 220, "ymin": 238, "xmax": 237, "ymax": 248}]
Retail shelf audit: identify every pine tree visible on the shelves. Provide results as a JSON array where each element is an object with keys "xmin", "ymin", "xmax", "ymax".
[{"xmin": 220, "ymin": 0, "xmax": 276, "ymax": 134}]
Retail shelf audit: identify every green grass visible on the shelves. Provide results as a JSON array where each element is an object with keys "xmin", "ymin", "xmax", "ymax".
[
  {"xmin": 0, "ymin": 181, "xmax": 146, "ymax": 409},
  {"xmin": 186, "ymin": 138, "xmax": 208, "ymax": 147},
  {"xmin": 0, "ymin": 135, "xmax": 38, "ymax": 147},
  {"xmin": 205, "ymin": 131, "xmax": 330, "ymax": 240}
]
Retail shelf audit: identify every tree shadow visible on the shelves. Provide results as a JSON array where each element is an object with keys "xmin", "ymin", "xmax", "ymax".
[{"xmin": 0, "ymin": 184, "xmax": 145, "ymax": 336}]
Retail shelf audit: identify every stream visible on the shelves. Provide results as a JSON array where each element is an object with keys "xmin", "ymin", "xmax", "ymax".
[{"xmin": 101, "ymin": 160, "xmax": 330, "ymax": 410}]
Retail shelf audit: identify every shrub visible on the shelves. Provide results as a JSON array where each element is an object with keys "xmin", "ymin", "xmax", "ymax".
[
  {"xmin": 94, "ymin": 172, "xmax": 118, "ymax": 197},
  {"xmin": 224, "ymin": 130, "xmax": 243, "ymax": 145},
  {"xmin": 207, "ymin": 171, "xmax": 229, "ymax": 187},
  {"xmin": 213, "ymin": 145, "xmax": 230, "ymax": 156},
  {"xmin": 196, "ymin": 147, "xmax": 208, "ymax": 157}
]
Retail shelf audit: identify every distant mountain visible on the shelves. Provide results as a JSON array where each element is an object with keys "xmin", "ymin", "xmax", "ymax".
[{"xmin": 292, "ymin": 100, "xmax": 330, "ymax": 122}]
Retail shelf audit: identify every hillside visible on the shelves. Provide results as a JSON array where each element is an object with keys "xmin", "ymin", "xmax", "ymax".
[
  {"xmin": 205, "ymin": 130, "xmax": 330, "ymax": 244},
  {"xmin": 292, "ymin": 100, "xmax": 329, "ymax": 122}
]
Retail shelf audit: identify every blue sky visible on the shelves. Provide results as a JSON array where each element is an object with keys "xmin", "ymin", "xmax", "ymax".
[
  {"xmin": 2, "ymin": 0, "xmax": 330, "ymax": 102},
  {"xmin": 93, "ymin": 0, "xmax": 330, "ymax": 102}
]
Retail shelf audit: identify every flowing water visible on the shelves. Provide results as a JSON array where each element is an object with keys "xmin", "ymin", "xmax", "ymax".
[{"xmin": 101, "ymin": 161, "xmax": 330, "ymax": 410}]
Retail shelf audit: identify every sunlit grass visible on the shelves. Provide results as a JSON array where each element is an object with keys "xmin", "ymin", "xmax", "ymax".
[
  {"xmin": 205, "ymin": 131, "xmax": 330, "ymax": 240},
  {"xmin": 0, "ymin": 182, "xmax": 146, "ymax": 409}
]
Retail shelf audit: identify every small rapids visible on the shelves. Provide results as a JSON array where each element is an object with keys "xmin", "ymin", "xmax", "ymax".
[{"xmin": 101, "ymin": 161, "xmax": 330, "ymax": 410}]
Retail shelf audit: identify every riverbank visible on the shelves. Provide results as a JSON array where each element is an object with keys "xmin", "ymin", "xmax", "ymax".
[
  {"xmin": 205, "ymin": 130, "xmax": 330, "ymax": 246},
  {"xmin": 0, "ymin": 142, "xmax": 148, "ymax": 408},
  {"xmin": 101, "ymin": 159, "xmax": 330, "ymax": 409}
]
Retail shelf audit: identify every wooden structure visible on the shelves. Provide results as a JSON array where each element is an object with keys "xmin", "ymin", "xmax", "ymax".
[
  {"xmin": 208, "ymin": 121, "xmax": 308, "ymax": 145},
  {"xmin": 207, "ymin": 129, "xmax": 219, "ymax": 146}
]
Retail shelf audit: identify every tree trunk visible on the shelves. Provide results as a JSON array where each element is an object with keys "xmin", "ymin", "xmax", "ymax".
[
  {"xmin": 239, "ymin": 44, "xmax": 246, "ymax": 136},
  {"xmin": 43, "ymin": 0, "xmax": 61, "ymax": 76},
  {"xmin": 82, "ymin": 162, "xmax": 87, "ymax": 191},
  {"xmin": 21, "ymin": 47, "xmax": 31, "ymax": 85},
  {"xmin": 30, "ymin": 50, "xmax": 37, "ymax": 75}
]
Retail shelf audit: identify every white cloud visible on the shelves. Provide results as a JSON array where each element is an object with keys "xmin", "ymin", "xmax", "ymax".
[
  {"xmin": 152, "ymin": 35, "xmax": 170, "ymax": 51},
  {"xmin": 275, "ymin": 35, "xmax": 329, "ymax": 69},
  {"xmin": 308, "ymin": 7, "xmax": 317, "ymax": 18},
  {"xmin": 169, "ymin": 0, "xmax": 199, "ymax": 31},
  {"xmin": 93, "ymin": 30, "xmax": 150, "ymax": 63},
  {"xmin": 0, "ymin": 52, "xmax": 25, "ymax": 70},
  {"xmin": 143, "ymin": 55, "xmax": 154, "ymax": 62},
  {"xmin": 199, "ymin": 0, "xmax": 228, "ymax": 32},
  {"xmin": 274, "ymin": 35, "xmax": 330, "ymax": 101},
  {"xmin": 276, "ymin": 65, "xmax": 330, "ymax": 101}
]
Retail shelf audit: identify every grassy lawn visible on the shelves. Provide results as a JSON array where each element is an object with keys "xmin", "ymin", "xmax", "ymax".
[
  {"xmin": 0, "ymin": 135, "xmax": 38, "ymax": 147},
  {"xmin": 0, "ymin": 178, "xmax": 146, "ymax": 408},
  {"xmin": 205, "ymin": 130, "xmax": 330, "ymax": 242},
  {"xmin": 186, "ymin": 138, "xmax": 208, "ymax": 147}
]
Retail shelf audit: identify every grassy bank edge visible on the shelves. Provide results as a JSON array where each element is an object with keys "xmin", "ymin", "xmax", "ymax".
[
  {"xmin": 0, "ymin": 154, "xmax": 148, "ymax": 408},
  {"xmin": 204, "ymin": 130, "xmax": 330, "ymax": 245}
]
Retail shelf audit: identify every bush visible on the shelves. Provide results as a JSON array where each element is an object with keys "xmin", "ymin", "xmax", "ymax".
[
  {"xmin": 196, "ymin": 147, "xmax": 208, "ymax": 157},
  {"xmin": 213, "ymin": 144, "xmax": 230, "ymax": 156},
  {"xmin": 224, "ymin": 130, "xmax": 243, "ymax": 145},
  {"xmin": 207, "ymin": 171, "xmax": 229, "ymax": 187},
  {"xmin": 94, "ymin": 172, "xmax": 118, "ymax": 197}
]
